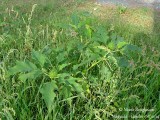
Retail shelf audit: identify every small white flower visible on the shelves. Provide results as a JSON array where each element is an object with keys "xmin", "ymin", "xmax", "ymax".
[{"xmin": 94, "ymin": 7, "xmax": 97, "ymax": 11}]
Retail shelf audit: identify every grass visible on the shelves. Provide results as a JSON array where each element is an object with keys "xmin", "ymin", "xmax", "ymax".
[{"xmin": 0, "ymin": 0, "xmax": 160, "ymax": 119}]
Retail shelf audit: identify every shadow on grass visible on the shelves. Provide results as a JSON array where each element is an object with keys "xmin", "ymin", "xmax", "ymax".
[
  {"xmin": 153, "ymin": 1, "xmax": 160, "ymax": 37},
  {"xmin": 133, "ymin": 1, "xmax": 160, "ymax": 49}
]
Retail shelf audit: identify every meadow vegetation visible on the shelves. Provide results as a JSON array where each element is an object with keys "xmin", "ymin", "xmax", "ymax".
[{"xmin": 0, "ymin": 0, "xmax": 160, "ymax": 119}]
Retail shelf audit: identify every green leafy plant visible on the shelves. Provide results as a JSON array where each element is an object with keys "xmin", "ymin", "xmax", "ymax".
[
  {"xmin": 117, "ymin": 5, "xmax": 127, "ymax": 14},
  {"xmin": 8, "ymin": 50, "xmax": 84, "ymax": 111},
  {"xmin": 4, "ymin": 7, "xmax": 153, "ymax": 119}
]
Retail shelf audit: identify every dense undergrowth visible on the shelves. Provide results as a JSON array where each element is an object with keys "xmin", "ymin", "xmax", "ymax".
[{"xmin": 0, "ymin": 0, "xmax": 160, "ymax": 119}]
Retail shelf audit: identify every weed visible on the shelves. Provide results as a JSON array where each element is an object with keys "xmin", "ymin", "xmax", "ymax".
[{"xmin": 117, "ymin": 5, "xmax": 127, "ymax": 14}]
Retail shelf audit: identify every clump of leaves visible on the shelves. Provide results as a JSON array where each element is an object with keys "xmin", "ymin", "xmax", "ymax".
[
  {"xmin": 8, "ymin": 13, "xmax": 142, "ymax": 113},
  {"xmin": 8, "ymin": 50, "xmax": 84, "ymax": 111}
]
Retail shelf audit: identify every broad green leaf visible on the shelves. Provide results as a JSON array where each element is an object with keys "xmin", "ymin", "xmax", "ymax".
[
  {"xmin": 32, "ymin": 50, "xmax": 46, "ymax": 67},
  {"xmin": 18, "ymin": 69, "xmax": 42, "ymax": 82},
  {"xmin": 56, "ymin": 51, "xmax": 67, "ymax": 63},
  {"xmin": 60, "ymin": 86, "xmax": 72, "ymax": 99},
  {"xmin": 108, "ymin": 41, "xmax": 116, "ymax": 50},
  {"xmin": 58, "ymin": 63, "xmax": 71, "ymax": 71},
  {"xmin": 121, "ymin": 44, "xmax": 142, "ymax": 57},
  {"xmin": 8, "ymin": 61, "xmax": 37, "ymax": 75},
  {"xmin": 67, "ymin": 77, "xmax": 83, "ymax": 93},
  {"xmin": 117, "ymin": 57, "xmax": 129, "ymax": 67},
  {"xmin": 108, "ymin": 39, "xmax": 127, "ymax": 50},
  {"xmin": 92, "ymin": 26, "xmax": 109, "ymax": 44},
  {"xmin": 117, "ymin": 41, "xmax": 127, "ymax": 49},
  {"xmin": 58, "ymin": 73, "xmax": 83, "ymax": 94},
  {"xmin": 40, "ymin": 81, "xmax": 58, "ymax": 110},
  {"xmin": 60, "ymin": 86, "xmax": 73, "ymax": 106},
  {"xmin": 58, "ymin": 73, "xmax": 71, "ymax": 84}
]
